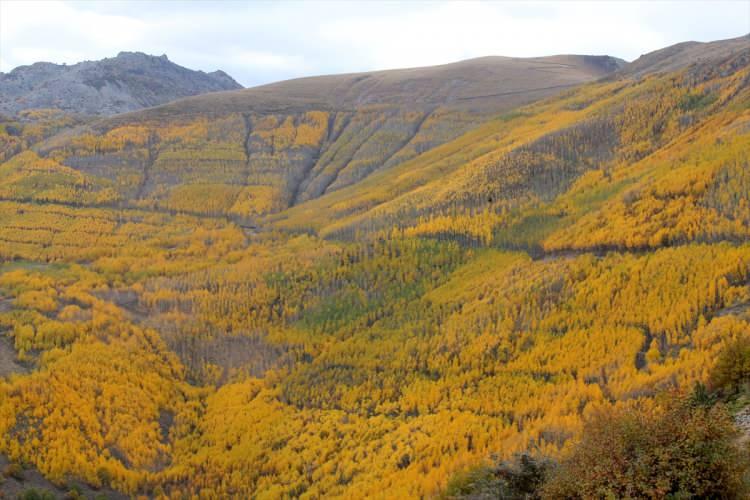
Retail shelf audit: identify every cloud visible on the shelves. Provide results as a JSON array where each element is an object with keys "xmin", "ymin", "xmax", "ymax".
[
  {"xmin": 1, "ymin": 0, "xmax": 748, "ymax": 87},
  {"xmin": 1, "ymin": 1, "xmax": 147, "ymax": 63}
]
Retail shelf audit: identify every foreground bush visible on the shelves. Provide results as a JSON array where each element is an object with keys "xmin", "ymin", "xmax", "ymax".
[
  {"xmin": 710, "ymin": 335, "xmax": 750, "ymax": 396},
  {"xmin": 443, "ymin": 452, "xmax": 553, "ymax": 499},
  {"xmin": 541, "ymin": 393, "xmax": 748, "ymax": 499}
]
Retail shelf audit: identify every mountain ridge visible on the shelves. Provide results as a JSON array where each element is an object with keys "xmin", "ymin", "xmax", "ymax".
[
  {"xmin": 619, "ymin": 33, "xmax": 749, "ymax": 77},
  {"xmin": 106, "ymin": 53, "xmax": 624, "ymax": 123}
]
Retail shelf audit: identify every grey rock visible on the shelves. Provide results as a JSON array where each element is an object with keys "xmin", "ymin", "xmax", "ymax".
[
  {"xmin": 0, "ymin": 51, "xmax": 243, "ymax": 117},
  {"xmin": 735, "ymin": 405, "xmax": 750, "ymax": 434}
]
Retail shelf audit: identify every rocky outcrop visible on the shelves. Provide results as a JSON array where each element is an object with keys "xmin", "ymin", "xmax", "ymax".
[
  {"xmin": 0, "ymin": 52, "xmax": 242, "ymax": 116},
  {"xmin": 735, "ymin": 405, "xmax": 750, "ymax": 444}
]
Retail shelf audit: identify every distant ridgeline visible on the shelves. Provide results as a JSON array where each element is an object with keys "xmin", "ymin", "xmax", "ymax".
[{"xmin": 0, "ymin": 35, "xmax": 748, "ymax": 498}]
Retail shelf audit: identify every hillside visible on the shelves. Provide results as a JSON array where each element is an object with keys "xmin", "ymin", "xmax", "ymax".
[
  {"xmin": 115, "ymin": 54, "xmax": 623, "ymax": 118},
  {"xmin": 269, "ymin": 35, "xmax": 750, "ymax": 240},
  {"xmin": 17, "ymin": 54, "xmax": 621, "ymax": 217},
  {"xmin": 0, "ymin": 52, "xmax": 242, "ymax": 117},
  {"xmin": 621, "ymin": 33, "xmax": 750, "ymax": 77},
  {"xmin": 0, "ymin": 35, "xmax": 749, "ymax": 498}
]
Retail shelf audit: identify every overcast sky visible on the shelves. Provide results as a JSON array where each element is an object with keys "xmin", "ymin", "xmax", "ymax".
[{"xmin": 1, "ymin": 1, "xmax": 748, "ymax": 87}]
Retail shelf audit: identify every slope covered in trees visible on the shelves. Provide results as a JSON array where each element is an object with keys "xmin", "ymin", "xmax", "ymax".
[
  {"xmin": 14, "ymin": 54, "xmax": 620, "ymax": 219},
  {"xmin": 0, "ymin": 36, "xmax": 748, "ymax": 498},
  {"xmin": 272, "ymin": 38, "xmax": 750, "ymax": 247}
]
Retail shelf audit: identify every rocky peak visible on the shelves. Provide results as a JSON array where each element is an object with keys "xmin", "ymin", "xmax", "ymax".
[{"xmin": 0, "ymin": 52, "xmax": 243, "ymax": 117}]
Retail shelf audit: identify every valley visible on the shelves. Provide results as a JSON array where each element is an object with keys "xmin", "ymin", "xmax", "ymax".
[{"xmin": 0, "ymin": 33, "xmax": 748, "ymax": 498}]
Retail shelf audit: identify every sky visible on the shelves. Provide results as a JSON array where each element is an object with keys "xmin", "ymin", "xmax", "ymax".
[{"xmin": 1, "ymin": 0, "xmax": 748, "ymax": 87}]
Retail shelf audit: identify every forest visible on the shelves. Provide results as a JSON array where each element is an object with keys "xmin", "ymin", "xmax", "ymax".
[{"xmin": 0, "ymin": 42, "xmax": 748, "ymax": 499}]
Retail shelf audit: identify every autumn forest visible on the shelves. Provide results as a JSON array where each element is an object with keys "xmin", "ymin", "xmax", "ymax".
[{"xmin": 0, "ymin": 23, "xmax": 749, "ymax": 500}]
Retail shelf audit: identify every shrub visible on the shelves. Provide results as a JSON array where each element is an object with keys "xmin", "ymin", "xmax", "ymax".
[
  {"xmin": 443, "ymin": 465, "xmax": 497, "ymax": 498},
  {"xmin": 19, "ymin": 489, "xmax": 56, "ymax": 500},
  {"xmin": 443, "ymin": 452, "xmax": 554, "ymax": 499},
  {"xmin": 541, "ymin": 394, "xmax": 748, "ymax": 499},
  {"xmin": 496, "ymin": 453, "xmax": 553, "ymax": 499},
  {"xmin": 4, "ymin": 462, "xmax": 24, "ymax": 481},
  {"xmin": 65, "ymin": 483, "xmax": 84, "ymax": 499},
  {"xmin": 688, "ymin": 381, "xmax": 717, "ymax": 408},
  {"xmin": 95, "ymin": 466, "xmax": 112, "ymax": 489},
  {"xmin": 710, "ymin": 335, "xmax": 750, "ymax": 396}
]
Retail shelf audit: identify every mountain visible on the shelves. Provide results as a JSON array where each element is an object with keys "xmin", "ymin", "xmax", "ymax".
[
  {"xmin": 0, "ymin": 36, "xmax": 749, "ymax": 499},
  {"xmin": 0, "ymin": 52, "xmax": 242, "ymax": 117}
]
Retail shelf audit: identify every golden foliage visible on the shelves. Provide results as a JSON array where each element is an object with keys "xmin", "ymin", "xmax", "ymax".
[{"xmin": 0, "ymin": 49, "xmax": 747, "ymax": 498}]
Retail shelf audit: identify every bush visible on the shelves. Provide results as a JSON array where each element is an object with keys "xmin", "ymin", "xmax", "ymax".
[
  {"xmin": 443, "ymin": 465, "xmax": 497, "ymax": 498},
  {"xmin": 65, "ymin": 483, "xmax": 84, "ymax": 499},
  {"xmin": 496, "ymin": 453, "xmax": 553, "ymax": 499},
  {"xmin": 541, "ymin": 393, "xmax": 748, "ymax": 499},
  {"xmin": 19, "ymin": 489, "xmax": 56, "ymax": 500},
  {"xmin": 443, "ymin": 452, "xmax": 554, "ymax": 499},
  {"xmin": 4, "ymin": 462, "xmax": 24, "ymax": 481},
  {"xmin": 95, "ymin": 466, "xmax": 112, "ymax": 489},
  {"xmin": 688, "ymin": 381, "xmax": 718, "ymax": 408},
  {"xmin": 710, "ymin": 335, "xmax": 750, "ymax": 396}
]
